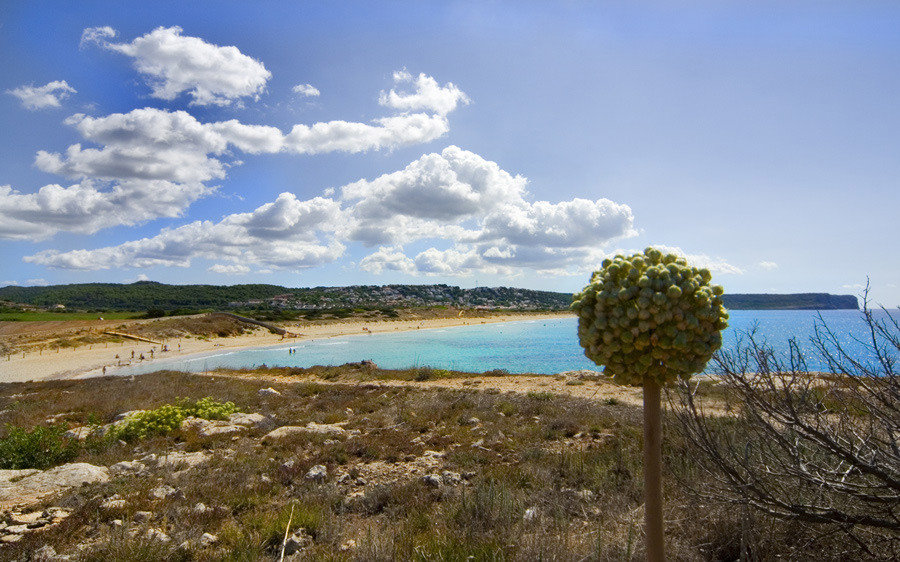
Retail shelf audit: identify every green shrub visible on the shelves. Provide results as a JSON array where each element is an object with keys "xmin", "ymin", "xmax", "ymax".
[
  {"xmin": 0, "ymin": 424, "xmax": 80, "ymax": 469},
  {"xmin": 113, "ymin": 397, "xmax": 240, "ymax": 441}
]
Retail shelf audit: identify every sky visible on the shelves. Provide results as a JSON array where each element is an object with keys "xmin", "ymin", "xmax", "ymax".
[{"xmin": 1, "ymin": 1, "xmax": 898, "ymax": 306}]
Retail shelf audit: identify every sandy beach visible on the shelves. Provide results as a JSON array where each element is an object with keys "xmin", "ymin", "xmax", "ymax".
[{"xmin": 0, "ymin": 312, "xmax": 573, "ymax": 383}]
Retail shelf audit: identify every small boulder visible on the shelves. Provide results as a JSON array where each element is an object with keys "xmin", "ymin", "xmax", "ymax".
[
  {"xmin": 150, "ymin": 485, "xmax": 182, "ymax": 500},
  {"xmin": 134, "ymin": 511, "xmax": 153, "ymax": 524},
  {"xmin": 110, "ymin": 460, "xmax": 146, "ymax": 475},
  {"xmin": 146, "ymin": 528, "xmax": 171, "ymax": 543},
  {"xmin": 283, "ymin": 528, "xmax": 311, "ymax": 555},
  {"xmin": 228, "ymin": 412, "xmax": 275, "ymax": 430},
  {"xmin": 258, "ymin": 387, "xmax": 281, "ymax": 397},
  {"xmin": 200, "ymin": 532, "xmax": 219, "ymax": 547},
  {"xmin": 305, "ymin": 465, "xmax": 327, "ymax": 482},
  {"xmin": 422, "ymin": 474, "xmax": 442, "ymax": 487}
]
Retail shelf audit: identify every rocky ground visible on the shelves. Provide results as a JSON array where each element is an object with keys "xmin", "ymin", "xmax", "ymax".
[{"xmin": 0, "ymin": 367, "xmax": 753, "ymax": 562}]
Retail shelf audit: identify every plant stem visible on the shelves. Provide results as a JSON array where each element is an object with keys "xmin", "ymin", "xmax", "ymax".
[{"xmin": 644, "ymin": 380, "xmax": 665, "ymax": 562}]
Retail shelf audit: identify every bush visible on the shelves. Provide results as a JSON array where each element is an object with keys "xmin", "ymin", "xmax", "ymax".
[
  {"xmin": 0, "ymin": 424, "xmax": 80, "ymax": 469},
  {"xmin": 113, "ymin": 397, "xmax": 240, "ymax": 441}
]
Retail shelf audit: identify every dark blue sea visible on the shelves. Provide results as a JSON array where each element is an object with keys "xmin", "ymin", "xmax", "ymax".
[{"xmin": 110, "ymin": 309, "xmax": 898, "ymax": 376}]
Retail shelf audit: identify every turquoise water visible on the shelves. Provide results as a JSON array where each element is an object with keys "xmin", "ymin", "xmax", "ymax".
[{"xmin": 109, "ymin": 309, "xmax": 897, "ymax": 376}]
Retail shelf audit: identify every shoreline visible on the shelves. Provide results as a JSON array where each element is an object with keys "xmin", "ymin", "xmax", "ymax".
[{"xmin": 0, "ymin": 312, "xmax": 574, "ymax": 383}]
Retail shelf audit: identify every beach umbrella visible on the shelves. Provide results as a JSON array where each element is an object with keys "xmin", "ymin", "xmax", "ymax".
[{"xmin": 572, "ymin": 248, "xmax": 728, "ymax": 562}]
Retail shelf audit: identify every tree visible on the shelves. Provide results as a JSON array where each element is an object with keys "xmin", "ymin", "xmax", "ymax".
[
  {"xmin": 674, "ymin": 285, "xmax": 900, "ymax": 559},
  {"xmin": 573, "ymin": 248, "xmax": 729, "ymax": 562}
]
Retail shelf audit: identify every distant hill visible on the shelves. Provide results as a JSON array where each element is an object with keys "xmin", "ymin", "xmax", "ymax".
[
  {"xmin": 0, "ymin": 282, "xmax": 572, "ymax": 311},
  {"xmin": 722, "ymin": 293, "xmax": 858, "ymax": 310},
  {"xmin": 0, "ymin": 282, "xmax": 858, "ymax": 312}
]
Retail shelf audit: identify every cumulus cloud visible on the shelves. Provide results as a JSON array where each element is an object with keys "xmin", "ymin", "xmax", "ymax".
[
  {"xmin": 758, "ymin": 261, "xmax": 778, "ymax": 270},
  {"xmin": 292, "ymin": 84, "xmax": 320, "ymax": 97},
  {"xmin": 209, "ymin": 264, "xmax": 251, "ymax": 275},
  {"xmin": 380, "ymin": 70, "xmax": 470, "ymax": 116},
  {"xmin": 80, "ymin": 26, "xmax": 117, "ymax": 48},
  {"xmin": 0, "ymin": 180, "xmax": 212, "ymax": 240},
  {"xmin": 23, "ymin": 146, "xmax": 636, "ymax": 277},
  {"xmin": 6, "ymin": 81, "xmax": 76, "ymax": 110},
  {"xmin": 8, "ymin": 70, "xmax": 465, "ymax": 241},
  {"xmin": 25, "ymin": 193, "xmax": 345, "ymax": 270},
  {"xmin": 83, "ymin": 26, "xmax": 271, "ymax": 106}
]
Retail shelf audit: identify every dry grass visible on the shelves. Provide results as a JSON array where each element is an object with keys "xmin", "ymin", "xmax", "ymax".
[{"xmin": 0, "ymin": 368, "xmax": 871, "ymax": 562}]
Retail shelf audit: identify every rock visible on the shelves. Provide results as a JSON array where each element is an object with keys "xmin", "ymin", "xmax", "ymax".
[
  {"xmin": 114, "ymin": 410, "xmax": 146, "ymax": 422},
  {"xmin": 228, "ymin": 412, "xmax": 275, "ymax": 430},
  {"xmin": 0, "ymin": 534, "xmax": 22, "ymax": 543},
  {"xmin": 422, "ymin": 450, "xmax": 445, "ymax": 459},
  {"xmin": 63, "ymin": 427, "xmax": 96, "ymax": 441},
  {"xmin": 150, "ymin": 485, "xmax": 183, "ymax": 500},
  {"xmin": 0, "ymin": 463, "xmax": 110, "ymax": 510},
  {"xmin": 33, "ymin": 545, "xmax": 65, "ymax": 562},
  {"xmin": 5, "ymin": 524, "xmax": 29, "ymax": 534},
  {"xmin": 461, "ymin": 417, "xmax": 481, "ymax": 426},
  {"xmin": 305, "ymin": 465, "xmax": 327, "ymax": 482},
  {"xmin": 258, "ymin": 387, "xmax": 281, "ymax": 397},
  {"xmin": 423, "ymin": 474, "xmax": 442, "ymax": 487},
  {"xmin": 134, "ymin": 511, "xmax": 153, "ymax": 523},
  {"xmin": 355, "ymin": 477, "xmax": 367, "ymax": 486},
  {"xmin": 110, "ymin": 460, "xmax": 146, "ymax": 475},
  {"xmin": 263, "ymin": 426, "xmax": 305, "ymax": 441},
  {"xmin": 441, "ymin": 471, "xmax": 462, "ymax": 486},
  {"xmin": 10, "ymin": 511, "xmax": 43, "ymax": 525},
  {"xmin": 200, "ymin": 532, "xmax": 218, "ymax": 547},
  {"xmin": 523, "ymin": 507, "xmax": 538, "ymax": 522},
  {"xmin": 100, "ymin": 497, "xmax": 127, "ymax": 510},
  {"xmin": 281, "ymin": 459, "xmax": 296, "ymax": 471},
  {"xmin": 181, "ymin": 417, "xmax": 247, "ymax": 438},
  {"xmin": 305, "ymin": 422, "xmax": 346, "ymax": 436},
  {"xmin": 283, "ymin": 528, "xmax": 311, "ymax": 555},
  {"xmin": 155, "ymin": 451, "xmax": 210, "ymax": 470},
  {"xmin": 111, "ymin": 519, "xmax": 123, "ymax": 527},
  {"xmin": 146, "ymin": 528, "xmax": 171, "ymax": 543},
  {"xmin": 193, "ymin": 502, "xmax": 211, "ymax": 514},
  {"xmin": 340, "ymin": 539, "xmax": 357, "ymax": 551}
]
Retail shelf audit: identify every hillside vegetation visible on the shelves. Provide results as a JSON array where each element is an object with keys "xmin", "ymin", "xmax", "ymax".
[{"xmin": 0, "ymin": 282, "xmax": 858, "ymax": 313}]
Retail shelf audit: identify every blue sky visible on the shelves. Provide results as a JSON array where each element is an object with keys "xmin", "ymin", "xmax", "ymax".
[{"xmin": 1, "ymin": 1, "xmax": 898, "ymax": 305}]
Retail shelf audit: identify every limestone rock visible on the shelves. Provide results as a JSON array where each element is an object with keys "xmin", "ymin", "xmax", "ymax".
[
  {"xmin": 181, "ymin": 417, "xmax": 246, "ymax": 438},
  {"xmin": 134, "ymin": 511, "xmax": 153, "ymax": 523},
  {"xmin": 228, "ymin": 412, "xmax": 275, "ymax": 430},
  {"xmin": 258, "ymin": 387, "xmax": 281, "ymax": 397},
  {"xmin": 422, "ymin": 474, "xmax": 442, "ymax": 487},
  {"xmin": 146, "ymin": 528, "xmax": 171, "ymax": 543},
  {"xmin": 150, "ymin": 485, "xmax": 183, "ymax": 500},
  {"xmin": 283, "ymin": 528, "xmax": 311, "ymax": 555},
  {"xmin": 0, "ymin": 463, "xmax": 109, "ymax": 510},
  {"xmin": 200, "ymin": 532, "xmax": 219, "ymax": 547},
  {"xmin": 305, "ymin": 465, "xmax": 327, "ymax": 482},
  {"xmin": 110, "ymin": 460, "xmax": 146, "ymax": 475}
]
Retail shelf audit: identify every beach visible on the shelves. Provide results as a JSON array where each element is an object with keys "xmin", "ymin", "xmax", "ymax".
[{"xmin": 0, "ymin": 312, "xmax": 573, "ymax": 383}]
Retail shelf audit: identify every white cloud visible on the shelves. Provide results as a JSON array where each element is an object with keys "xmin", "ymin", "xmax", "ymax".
[
  {"xmin": 627, "ymin": 245, "xmax": 743, "ymax": 275},
  {"xmin": 209, "ymin": 264, "xmax": 251, "ymax": 275},
  {"xmin": 359, "ymin": 247, "xmax": 416, "ymax": 275},
  {"xmin": 1, "ymin": 281, "xmax": 19, "ymax": 287},
  {"xmin": 292, "ymin": 84, "xmax": 320, "ymax": 97},
  {"xmin": 83, "ymin": 26, "xmax": 271, "ymax": 106},
  {"xmin": 8, "ymin": 72, "xmax": 464, "ymax": 241},
  {"xmin": 842, "ymin": 283, "xmax": 866, "ymax": 290},
  {"xmin": 135, "ymin": 274, "xmax": 150, "ymax": 282},
  {"xmin": 23, "ymin": 145, "xmax": 635, "ymax": 277},
  {"xmin": 25, "ymin": 193, "xmax": 345, "ymax": 270},
  {"xmin": 6, "ymin": 81, "xmax": 76, "ymax": 110},
  {"xmin": 80, "ymin": 26, "xmax": 117, "ymax": 48},
  {"xmin": 759, "ymin": 261, "xmax": 778, "ymax": 270},
  {"xmin": 342, "ymin": 145, "xmax": 526, "ymax": 245},
  {"xmin": 0, "ymin": 180, "xmax": 212, "ymax": 240},
  {"xmin": 379, "ymin": 70, "xmax": 470, "ymax": 116},
  {"xmin": 26, "ymin": 278, "xmax": 49, "ymax": 286}
]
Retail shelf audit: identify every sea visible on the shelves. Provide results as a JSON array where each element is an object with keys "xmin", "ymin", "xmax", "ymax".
[{"xmin": 108, "ymin": 309, "xmax": 898, "ymax": 377}]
